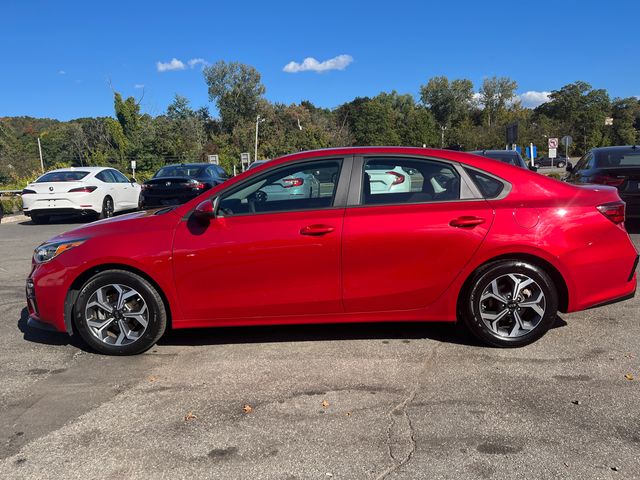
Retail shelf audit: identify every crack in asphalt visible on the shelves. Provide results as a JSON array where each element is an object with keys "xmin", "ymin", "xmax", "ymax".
[{"xmin": 375, "ymin": 343, "xmax": 441, "ymax": 480}]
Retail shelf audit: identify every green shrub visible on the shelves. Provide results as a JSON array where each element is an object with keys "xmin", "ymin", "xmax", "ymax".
[{"xmin": 0, "ymin": 196, "xmax": 23, "ymax": 215}]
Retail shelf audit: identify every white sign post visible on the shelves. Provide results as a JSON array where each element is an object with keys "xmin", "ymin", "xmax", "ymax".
[
  {"xmin": 548, "ymin": 138, "xmax": 558, "ymax": 166},
  {"xmin": 130, "ymin": 160, "xmax": 137, "ymax": 179},
  {"xmin": 240, "ymin": 152, "xmax": 251, "ymax": 172}
]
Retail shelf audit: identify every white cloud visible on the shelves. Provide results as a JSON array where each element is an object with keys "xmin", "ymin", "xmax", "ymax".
[
  {"xmin": 283, "ymin": 54, "xmax": 353, "ymax": 73},
  {"xmin": 156, "ymin": 58, "xmax": 186, "ymax": 72},
  {"xmin": 519, "ymin": 91, "xmax": 551, "ymax": 108},
  {"xmin": 134, "ymin": 84, "xmax": 145, "ymax": 89},
  {"xmin": 58, "ymin": 70, "xmax": 66, "ymax": 75},
  {"xmin": 188, "ymin": 58, "xmax": 208, "ymax": 69}
]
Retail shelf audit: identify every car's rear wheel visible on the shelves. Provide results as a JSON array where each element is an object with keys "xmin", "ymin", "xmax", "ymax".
[
  {"xmin": 73, "ymin": 270, "xmax": 167, "ymax": 355},
  {"xmin": 100, "ymin": 196, "xmax": 114, "ymax": 219},
  {"xmin": 31, "ymin": 214, "xmax": 49, "ymax": 225},
  {"xmin": 462, "ymin": 260, "xmax": 558, "ymax": 347},
  {"xmin": 556, "ymin": 161, "xmax": 566, "ymax": 168}
]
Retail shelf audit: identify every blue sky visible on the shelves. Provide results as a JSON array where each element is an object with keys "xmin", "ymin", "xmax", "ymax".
[{"xmin": 1, "ymin": 0, "xmax": 639, "ymax": 120}]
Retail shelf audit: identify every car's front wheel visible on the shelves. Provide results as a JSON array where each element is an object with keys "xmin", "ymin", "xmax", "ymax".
[
  {"xmin": 73, "ymin": 270, "xmax": 167, "ymax": 355},
  {"xmin": 556, "ymin": 161, "xmax": 566, "ymax": 168},
  {"xmin": 462, "ymin": 260, "xmax": 558, "ymax": 347}
]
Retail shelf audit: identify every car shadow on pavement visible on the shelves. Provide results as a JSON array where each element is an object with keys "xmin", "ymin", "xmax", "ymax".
[
  {"xmin": 17, "ymin": 308, "xmax": 90, "ymax": 352},
  {"xmin": 159, "ymin": 316, "xmax": 568, "ymax": 349},
  {"xmin": 18, "ymin": 306, "xmax": 568, "ymax": 352}
]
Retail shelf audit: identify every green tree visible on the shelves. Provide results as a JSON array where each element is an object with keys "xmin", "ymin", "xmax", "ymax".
[
  {"xmin": 479, "ymin": 76, "xmax": 518, "ymax": 127},
  {"xmin": 203, "ymin": 61, "xmax": 266, "ymax": 132},
  {"xmin": 419, "ymin": 77, "xmax": 474, "ymax": 139}
]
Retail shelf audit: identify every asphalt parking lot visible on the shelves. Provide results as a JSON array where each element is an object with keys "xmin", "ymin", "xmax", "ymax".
[{"xmin": 1, "ymin": 217, "xmax": 639, "ymax": 479}]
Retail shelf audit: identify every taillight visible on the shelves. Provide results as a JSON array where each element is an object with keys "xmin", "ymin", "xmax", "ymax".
[
  {"xmin": 189, "ymin": 180, "xmax": 206, "ymax": 189},
  {"xmin": 597, "ymin": 202, "xmax": 625, "ymax": 224},
  {"xmin": 21, "ymin": 189, "xmax": 36, "ymax": 194},
  {"xmin": 68, "ymin": 186, "xmax": 98, "ymax": 193},
  {"xmin": 591, "ymin": 174, "xmax": 624, "ymax": 187},
  {"xmin": 282, "ymin": 177, "xmax": 304, "ymax": 188},
  {"xmin": 386, "ymin": 171, "xmax": 405, "ymax": 185}
]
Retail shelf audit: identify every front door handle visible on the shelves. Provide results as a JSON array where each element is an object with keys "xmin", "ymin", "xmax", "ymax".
[
  {"xmin": 449, "ymin": 216, "xmax": 486, "ymax": 228},
  {"xmin": 300, "ymin": 224, "xmax": 335, "ymax": 236}
]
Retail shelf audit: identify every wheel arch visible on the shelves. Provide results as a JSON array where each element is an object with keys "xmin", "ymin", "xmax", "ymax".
[
  {"xmin": 64, "ymin": 263, "xmax": 173, "ymax": 335},
  {"xmin": 456, "ymin": 253, "xmax": 570, "ymax": 318}
]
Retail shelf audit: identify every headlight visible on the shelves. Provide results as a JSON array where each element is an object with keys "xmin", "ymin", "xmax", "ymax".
[{"xmin": 33, "ymin": 239, "xmax": 87, "ymax": 264}]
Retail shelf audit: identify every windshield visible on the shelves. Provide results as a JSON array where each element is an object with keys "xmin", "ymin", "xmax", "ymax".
[
  {"xmin": 36, "ymin": 171, "xmax": 89, "ymax": 182},
  {"xmin": 154, "ymin": 166, "xmax": 204, "ymax": 178},
  {"xmin": 595, "ymin": 151, "xmax": 640, "ymax": 168}
]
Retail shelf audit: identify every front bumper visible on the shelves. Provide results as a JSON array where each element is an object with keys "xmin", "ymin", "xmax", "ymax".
[{"xmin": 26, "ymin": 262, "xmax": 71, "ymax": 334}]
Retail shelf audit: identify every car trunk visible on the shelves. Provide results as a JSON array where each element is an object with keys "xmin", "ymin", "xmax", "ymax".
[
  {"xmin": 28, "ymin": 181, "xmax": 87, "ymax": 194},
  {"xmin": 596, "ymin": 167, "xmax": 640, "ymax": 197},
  {"xmin": 143, "ymin": 177, "xmax": 202, "ymax": 205}
]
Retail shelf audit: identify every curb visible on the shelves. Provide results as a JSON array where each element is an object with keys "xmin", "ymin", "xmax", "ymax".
[{"xmin": 1, "ymin": 214, "xmax": 29, "ymax": 225}]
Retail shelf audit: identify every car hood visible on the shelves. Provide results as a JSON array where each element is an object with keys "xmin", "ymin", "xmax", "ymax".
[{"xmin": 44, "ymin": 208, "xmax": 178, "ymax": 244}]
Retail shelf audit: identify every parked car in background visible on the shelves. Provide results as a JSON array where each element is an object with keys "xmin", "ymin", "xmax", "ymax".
[
  {"xmin": 26, "ymin": 147, "xmax": 637, "ymax": 355},
  {"xmin": 0, "ymin": 200, "xmax": 4, "ymax": 223},
  {"xmin": 21, "ymin": 167, "xmax": 140, "ymax": 224},
  {"xmin": 470, "ymin": 150, "xmax": 536, "ymax": 171},
  {"xmin": 565, "ymin": 145, "xmax": 640, "ymax": 218},
  {"xmin": 244, "ymin": 159, "xmax": 321, "ymax": 202},
  {"xmin": 140, "ymin": 163, "xmax": 229, "ymax": 208},
  {"xmin": 534, "ymin": 155, "xmax": 568, "ymax": 168}
]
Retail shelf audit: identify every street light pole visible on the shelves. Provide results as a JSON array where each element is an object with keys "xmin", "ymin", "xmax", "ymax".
[
  {"xmin": 440, "ymin": 125, "xmax": 447, "ymax": 148},
  {"xmin": 254, "ymin": 115, "xmax": 265, "ymax": 162},
  {"xmin": 37, "ymin": 137, "xmax": 44, "ymax": 172}
]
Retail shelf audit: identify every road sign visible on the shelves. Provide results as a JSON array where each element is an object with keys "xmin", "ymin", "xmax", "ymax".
[
  {"xmin": 207, "ymin": 154, "xmax": 219, "ymax": 164},
  {"xmin": 526, "ymin": 144, "xmax": 537, "ymax": 160},
  {"xmin": 130, "ymin": 160, "xmax": 136, "ymax": 169},
  {"xmin": 561, "ymin": 136, "xmax": 573, "ymax": 147},
  {"xmin": 548, "ymin": 138, "xmax": 558, "ymax": 149},
  {"xmin": 549, "ymin": 148, "xmax": 557, "ymax": 159},
  {"xmin": 506, "ymin": 122, "xmax": 518, "ymax": 144}
]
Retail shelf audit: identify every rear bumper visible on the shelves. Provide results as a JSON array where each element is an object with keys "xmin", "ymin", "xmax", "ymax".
[
  {"xmin": 140, "ymin": 192, "xmax": 201, "ymax": 207},
  {"xmin": 24, "ymin": 207, "xmax": 97, "ymax": 217}
]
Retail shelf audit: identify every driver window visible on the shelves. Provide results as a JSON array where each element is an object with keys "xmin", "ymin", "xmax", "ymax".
[
  {"xmin": 362, "ymin": 157, "xmax": 460, "ymax": 205},
  {"xmin": 218, "ymin": 160, "xmax": 342, "ymax": 216}
]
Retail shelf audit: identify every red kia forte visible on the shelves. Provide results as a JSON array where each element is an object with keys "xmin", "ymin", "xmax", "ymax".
[{"xmin": 26, "ymin": 147, "xmax": 638, "ymax": 355}]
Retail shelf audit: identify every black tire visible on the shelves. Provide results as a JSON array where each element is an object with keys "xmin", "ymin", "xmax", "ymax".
[
  {"xmin": 99, "ymin": 196, "xmax": 114, "ymax": 219},
  {"xmin": 556, "ymin": 162, "xmax": 566, "ymax": 168},
  {"xmin": 31, "ymin": 214, "xmax": 49, "ymax": 225},
  {"xmin": 73, "ymin": 270, "xmax": 167, "ymax": 355},
  {"xmin": 461, "ymin": 260, "xmax": 558, "ymax": 347}
]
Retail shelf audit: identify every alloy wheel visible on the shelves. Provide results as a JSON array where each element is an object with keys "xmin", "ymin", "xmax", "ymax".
[
  {"xmin": 478, "ymin": 273, "xmax": 546, "ymax": 338},
  {"xmin": 84, "ymin": 284, "xmax": 149, "ymax": 346}
]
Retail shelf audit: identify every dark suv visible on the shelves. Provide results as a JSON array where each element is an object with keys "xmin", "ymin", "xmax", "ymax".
[
  {"xmin": 470, "ymin": 150, "xmax": 536, "ymax": 171},
  {"xmin": 565, "ymin": 145, "xmax": 640, "ymax": 218},
  {"xmin": 140, "ymin": 163, "xmax": 229, "ymax": 208}
]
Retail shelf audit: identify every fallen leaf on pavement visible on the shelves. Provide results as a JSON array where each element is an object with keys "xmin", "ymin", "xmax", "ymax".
[
  {"xmin": 321, "ymin": 400, "xmax": 329, "ymax": 408},
  {"xmin": 624, "ymin": 373, "xmax": 634, "ymax": 381},
  {"xmin": 184, "ymin": 411, "xmax": 197, "ymax": 421},
  {"xmin": 242, "ymin": 404, "xmax": 253, "ymax": 414},
  {"xmin": 147, "ymin": 376, "xmax": 158, "ymax": 382}
]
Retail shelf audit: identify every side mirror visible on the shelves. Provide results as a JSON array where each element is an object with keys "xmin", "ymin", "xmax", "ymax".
[
  {"xmin": 566, "ymin": 162, "xmax": 573, "ymax": 173},
  {"xmin": 193, "ymin": 199, "xmax": 216, "ymax": 221},
  {"xmin": 529, "ymin": 165, "xmax": 538, "ymax": 172}
]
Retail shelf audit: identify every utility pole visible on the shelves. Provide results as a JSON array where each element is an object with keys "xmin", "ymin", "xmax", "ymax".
[
  {"xmin": 254, "ymin": 115, "xmax": 265, "ymax": 163},
  {"xmin": 37, "ymin": 137, "xmax": 44, "ymax": 172}
]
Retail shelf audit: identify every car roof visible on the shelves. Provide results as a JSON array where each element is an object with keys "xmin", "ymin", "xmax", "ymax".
[
  {"xmin": 159, "ymin": 163, "xmax": 210, "ymax": 168},
  {"xmin": 44, "ymin": 166, "xmax": 112, "ymax": 173},
  {"xmin": 591, "ymin": 145, "xmax": 640, "ymax": 153}
]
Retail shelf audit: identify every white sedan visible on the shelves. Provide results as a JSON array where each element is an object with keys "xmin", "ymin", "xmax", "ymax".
[{"xmin": 22, "ymin": 167, "xmax": 141, "ymax": 224}]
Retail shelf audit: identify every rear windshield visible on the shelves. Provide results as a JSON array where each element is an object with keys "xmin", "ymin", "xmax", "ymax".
[
  {"xmin": 36, "ymin": 171, "xmax": 89, "ymax": 182},
  {"xmin": 595, "ymin": 151, "xmax": 640, "ymax": 167},
  {"xmin": 478, "ymin": 152, "xmax": 520, "ymax": 166},
  {"xmin": 154, "ymin": 166, "xmax": 204, "ymax": 178}
]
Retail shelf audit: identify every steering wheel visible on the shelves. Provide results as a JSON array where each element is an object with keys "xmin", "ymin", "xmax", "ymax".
[{"xmin": 247, "ymin": 190, "xmax": 268, "ymax": 213}]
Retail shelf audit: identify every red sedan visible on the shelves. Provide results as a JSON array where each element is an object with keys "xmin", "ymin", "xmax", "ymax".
[{"xmin": 26, "ymin": 147, "xmax": 638, "ymax": 355}]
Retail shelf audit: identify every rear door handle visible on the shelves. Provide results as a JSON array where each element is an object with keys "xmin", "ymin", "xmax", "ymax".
[
  {"xmin": 449, "ymin": 216, "xmax": 486, "ymax": 228},
  {"xmin": 300, "ymin": 224, "xmax": 335, "ymax": 236}
]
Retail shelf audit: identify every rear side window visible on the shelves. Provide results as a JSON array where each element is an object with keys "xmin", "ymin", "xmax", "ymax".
[
  {"xmin": 36, "ymin": 171, "xmax": 89, "ymax": 182},
  {"xmin": 465, "ymin": 169, "xmax": 504, "ymax": 199},
  {"xmin": 362, "ymin": 157, "xmax": 461, "ymax": 205},
  {"xmin": 96, "ymin": 170, "xmax": 118, "ymax": 183}
]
